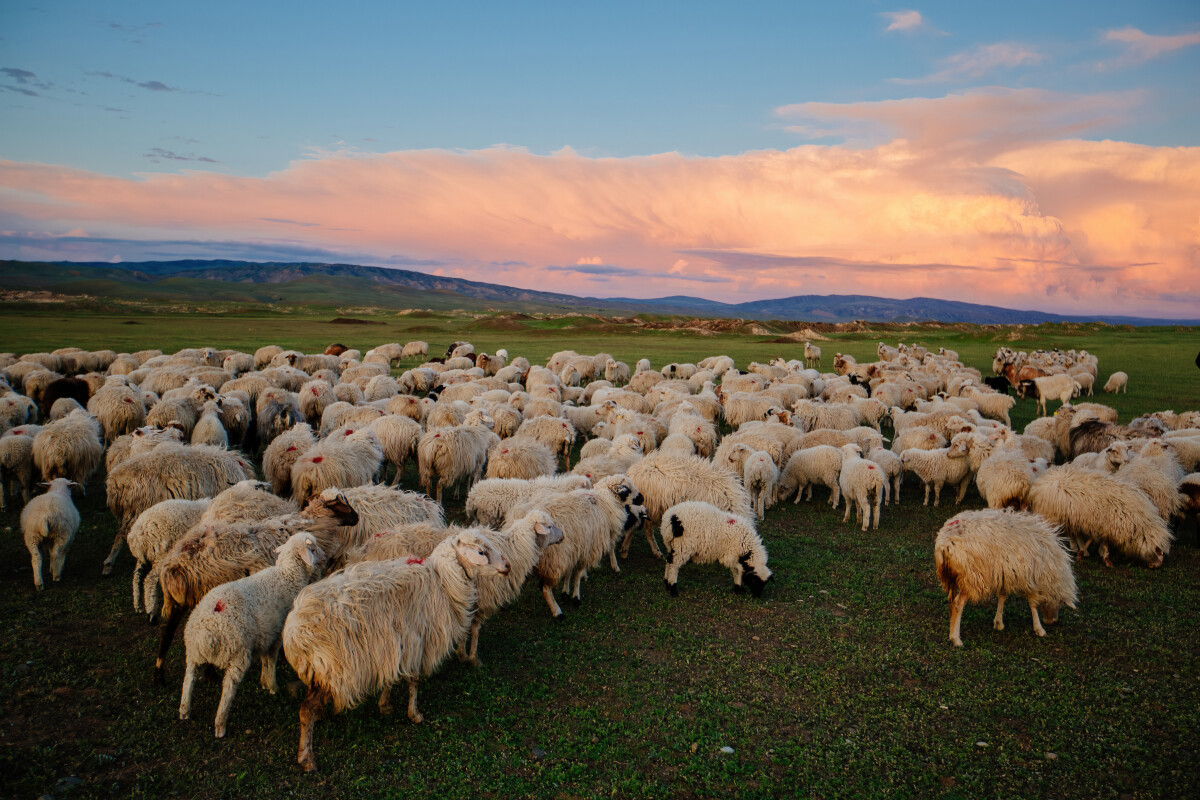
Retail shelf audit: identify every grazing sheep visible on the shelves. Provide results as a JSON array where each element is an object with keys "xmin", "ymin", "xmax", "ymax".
[
  {"xmin": 284, "ymin": 530, "xmax": 508, "ymax": 772},
  {"xmin": 464, "ymin": 474, "xmax": 592, "ymax": 527},
  {"xmin": 31, "ymin": 409, "xmax": 103, "ymax": 485},
  {"xmin": 514, "ymin": 415, "xmax": 577, "ymax": 469},
  {"xmin": 291, "ymin": 430, "xmax": 385, "ymax": 506},
  {"xmin": 180, "ymin": 532, "xmax": 327, "ymax": 738},
  {"xmin": 1028, "ymin": 464, "xmax": 1172, "ymax": 567},
  {"xmin": 660, "ymin": 501, "xmax": 772, "ymax": 597},
  {"xmin": 1114, "ymin": 441, "xmax": 1186, "ymax": 522},
  {"xmin": 780, "ymin": 445, "xmax": 843, "ymax": 506},
  {"xmin": 1103, "ymin": 371, "xmax": 1128, "ymax": 394},
  {"xmin": 104, "ymin": 442, "xmax": 256, "ymax": 575},
  {"xmin": 20, "ymin": 478, "xmax": 81, "ymax": 589},
  {"xmin": 417, "ymin": 414, "xmax": 499, "ymax": 503},
  {"xmin": 962, "ymin": 387, "xmax": 1016, "ymax": 426},
  {"xmin": 1032, "ymin": 374, "xmax": 1081, "ymax": 417},
  {"xmin": 486, "ymin": 437, "xmax": 557, "ymax": 480},
  {"xmin": 298, "ymin": 380, "xmax": 337, "ymax": 426},
  {"xmin": 838, "ymin": 444, "xmax": 885, "ymax": 531},
  {"xmin": 0, "ymin": 431, "xmax": 36, "ymax": 510},
  {"xmin": 899, "ymin": 435, "xmax": 972, "ymax": 506},
  {"xmin": 934, "ymin": 510, "xmax": 1078, "ymax": 646},
  {"xmin": 317, "ymin": 484, "xmax": 445, "ymax": 565},
  {"xmin": 401, "ymin": 340, "xmax": 429, "ymax": 360},
  {"xmin": 891, "ymin": 425, "xmax": 947, "ymax": 454},
  {"xmin": 262, "ymin": 423, "xmax": 317, "ymax": 497}
]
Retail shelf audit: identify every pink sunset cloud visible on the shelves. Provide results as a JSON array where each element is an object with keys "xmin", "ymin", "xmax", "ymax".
[{"xmin": 1, "ymin": 89, "xmax": 1197, "ymax": 317}]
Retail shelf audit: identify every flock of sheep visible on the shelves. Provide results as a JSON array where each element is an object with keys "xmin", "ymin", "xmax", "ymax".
[{"xmin": 2, "ymin": 338, "xmax": 1198, "ymax": 773}]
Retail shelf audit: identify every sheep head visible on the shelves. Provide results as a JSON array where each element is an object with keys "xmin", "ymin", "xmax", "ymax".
[{"xmin": 451, "ymin": 532, "xmax": 510, "ymax": 577}]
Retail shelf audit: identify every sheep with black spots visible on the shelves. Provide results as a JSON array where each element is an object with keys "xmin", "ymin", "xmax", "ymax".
[
  {"xmin": 838, "ymin": 444, "xmax": 885, "ymax": 531},
  {"xmin": 934, "ymin": 510, "xmax": 1077, "ymax": 646},
  {"xmin": 180, "ymin": 531, "xmax": 327, "ymax": 738},
  {"xmin": 31, "ymin": 409, "xmax": 103, "ymax": 485},
  {"xmin": 1028, "ymin": 464, "xmax": 1172, "ymax": 567},
  {"xmin": 284, "ymin": 530, "xmax": 508, "ymax": 771},
  {"xmin": 660, "ymin": 501, "xmax": 772, "ymax": 597},
  {"xmin": 20, "ymin": 478, "xmax": 81, "ymax": 589}
]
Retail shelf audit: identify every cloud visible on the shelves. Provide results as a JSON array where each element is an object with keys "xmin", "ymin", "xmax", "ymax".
[
  {"xmin": 0, "ymin": 102, "xmax": 1196, "ymax": 316},
  {"xmin": 86, "ymin": 70, "xmax": 214, "ymax": 95},
  {"xmin": 1, "ymin": 67, "xmax": 54, "ymax": 97},
  {"xmin": 1102, "ymin": 26, "xmax": 1200, "ymax": 67},
  {"xmin": 260, "ymin": 217, "xmax": 319, "ymax": 227},
  {"xmin": 893, "ymin": 42, "xmax": 1045, "ymax": 84},
  {"xmin": 144, "ymin": 148, "xmax": 218, "ymax": 164},
  {"xmin": 880, "ymin": 10, "xmax": 942, "ymax": 35}
]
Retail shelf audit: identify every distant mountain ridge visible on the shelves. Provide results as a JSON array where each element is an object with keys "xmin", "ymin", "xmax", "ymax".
[{"xmin": 4, "ymin": 259, "xmax": 1196, "ymax": 325}]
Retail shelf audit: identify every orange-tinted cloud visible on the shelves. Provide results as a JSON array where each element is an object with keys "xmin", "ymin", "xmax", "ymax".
[
  {"xmin": 1, "ymin": 89, "xmax": 1197, "ymax": 317},
  {"xmin": 1102, "ymin": 26, "xmax": 1200, "ymax": 66}
]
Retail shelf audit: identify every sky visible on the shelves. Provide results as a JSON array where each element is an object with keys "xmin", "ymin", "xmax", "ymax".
[{"xmin": 1, "ymin": 1, "xmax": 1198, "ymax": 317}]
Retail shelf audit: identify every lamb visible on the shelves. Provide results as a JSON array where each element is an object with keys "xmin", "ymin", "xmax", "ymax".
[
  {"xmin": 180, "ymin": 531, "xmax": 327, "ymax": 738},
  {"xmin": 30, "ymin": 409, "xmax": 103, "ymax": 485},
  {"xmin": 1032, "ymin": 374, "xmax": 1081, "ymax": 416},
  {"xmin": 660, "ymin": 501, "xmax": 772, "ymax": 597},
  {"xmin": 780, "ymin": 445, "xmax": 843, "ymax": 506},
  {"xmin": 838, "ymin": 444, "xmax": 885, "ymax": 531},
  {"xmin": 934, "ymin": 510, "xmax": 1078, "ymax": 646},
  {"xmin": 486, "ymin": 437, "xmax": 557, "ymax": 480},
  {"xmin": 1028, "ymin": 464, "xmax": 1172, "ymax": 567},
  {"xmin": 104, "ymin": 442, "xmax": 256, "ymax": 575},
  {"xmin": 742, "ymin": 450, "xmax": 779, "ymax": 520},
  {"xmin": 899, "ymin": 435, "xmax": 972, "ymax": 506},
  {"xmin": 0, "ymin": 431, "xmax": 36, "ymax": 510},
  {"xmin": 262, "ymin": 423, "xmax": 317, "ymax": 497},
  {"xmin": 20, "ymin": 478, "xmax": 81, "ymax": 589},
  {"xmin": 190, "ymin": 399, "xmax": 228, "ymax": 448},
  {"xmin": 284, "ymin": 530, "xmax": 509, "ymax": 772},
  {"xmin": 1071, "ymin": 440, "xmax": 1130, "ymax": 474},
  {"xmin": 464, "ymin": 474, "xmax": 592, "ymax": 527},
  {"xmin": 417, "ymin": 413, "xmax": 500, "ymax": 503},
  {"xmin": 291, "ymin": 430, "xmax": 385, "ymax": 506},
  {"xmin": 865, "ymin": 446, "xmax": 902, "ymax": 506},
  {"xmin": 1103, "ymin": 371, "xmax": 1128, "ymax": 394}
]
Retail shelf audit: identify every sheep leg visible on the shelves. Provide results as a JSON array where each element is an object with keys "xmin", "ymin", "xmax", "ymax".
[
  {"xmin": 541, "ymin": 581, "xmax": 565, "ymax": 618},
  {"xmin": 949, "ymin": 592, "xmax": 967, "ymax": 647},
  {"xmin": 955, "ymin": 478, "xmax": 970, "ymax": 505},
  {"xmin": 859, "ymin": 498, "xmax": 869, "ymax": 532},
  {"xmin": 893, "ymin": 475, "xmax": 901, "ymax": 505},
  {"xmin": 466, "ymin": 618, "xmax": 483, "ymax": 667},
  {"xmin": 993, "ymin": 594, "xmax": 1007, "ymax": 631},
  {"xmin": 872, "ymin": 489, "xmax": 882, "ymax": 530},
  {"xmin": 608, "ymin": 547, "xmax": 620, "ymax": 572},
  {"xmin": 407, "ymin": 677, "xmax": 423, "ymax": 723},
  {"xmin": 842, "ymin": 497, "xmax": 852, "ymax": 523},
  {"xmin": 618, "ymin": 527, "xmax": 633, "ymax": 558},
  {"xmin": 643, "ymin": 519, "xmax": 662, "ymax": 558},
  {"xmin": 881, "ymin": 479, "xmax": 891, "ymax": 507},
  {"xmin": 1028, "ymin": 599, "xmax": 1046, "ymax": 637},
  {"xmin": 378, "ymin": 683, "xmax": 393, "ymax": 715},
  {"xmin": 145, "ymin": 565, "xmax": 163, "ymax": 623},
  {"xmin": 1099, "ymin": 543, "xmax": 1113, "ymax": 568},
  {"xmin": 28, "ymin": 543, "xmax": 44, "ymax": 590},
  {"xmin": 923, "ymin": 483, "xmax": 931, "ymax": 506},
  {"xmin": 49, "ymin": 538, "xmax": 68, "ymax": 582},
  {"xmin": 101, "ymin": 526, "xmax": 127, "ymax": 576},
  {"xmin": 569, "ymin": 568, "xmax": 586, "ymax": 602},
  {"xmin": 154, "ymin": 606, "xmax": 185, "ymax": 685},
  {"xmin": 179, "ymin": 661, "xmax": 198, "ymax": 720},
  {"xmin": 932, "ymin": 482, "xmax": 943, "ymax": 507},
  {"xmin": 213, "ymin": 656, "xmax": 249, "ymax": 738},
  {"xmin": 260, "ymin": 642, "xmax": 281, "ymax": 693},
  {"xmin": 828, "ymin": 484, "xmax": 839, "ymax": 508},
  {"xmin": 297, "ymin": 684, "xmax": 330, "ymax": 772},
  {"xmin": 663, "ymin": 561, "xmax": 681, "ymax": 596},
  {"xmin": 132, "ymin": 561, "xmax": 146, "ymax": 613}
]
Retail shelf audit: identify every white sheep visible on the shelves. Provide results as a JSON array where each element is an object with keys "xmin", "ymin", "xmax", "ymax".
[
  {"xmin": 20, "ymin": 478, "xmax": 81, "ymax": 589},
  {"xmin": 1103, "ymin": 371, "xmax": 1128, "ymax": 394},
  {"xmin": 838, "ymin": 444, "xmax": 885, "ymax": 531},
  {"xmin": 366, "ymin": 414, "xmax": 422, "ymax": 485},
  {"xmin": 743, "ymin": 451, "xmax": 779, "ymax": 520},
  {"xmin": 180, "ymin": 531, "xmax": 327, "ymax": 738},
  {"xmin": 804, "ymin": 342, "xmax": 822, "ymax": 369},
  {"xmin": 190, "ymin": 399, "xmax": 228, "ymax": 448},
  {"xmin": 262, "ymin": 423, "xmax": 317, "ymax": 497},
  {"xmin": 865, "ymin": 446, "xmax": 902, "ymax": 506},
  {"xmin": 31, "ymin": 409, "xmax": 103, "ymax": 484},
  {"xmin": 0, "ymin": 430, "xmax": 36, "ymax": 510},
  {"xmin": 283, "ymin": 530, "xmax": 509, "ymax": 772},
  {"xmin": 1033, "ymin": 374, "xmax": 1081, "ymax": 416},
  {"xmin": 291, "ymin": 430, "xmax": 384, "ymax": 506},
  {"xmin": 934, "ymin": 509, "xmax": 1078, "ymax": 646},
  {"xmin": 660, "ymin": 501, "xmax": 772, "ymax": 597},
  {"xmin": 780, "ymin": 445, "xmax": 843, "ymax": 507},
  {"xmin": 417, "ymin": 413, "xmax": 499, "ymax": 503},
  {"xmin": 128, "ymin": 498, "xmax": 212, "ymax": 617},
  {"xmin": 974, "ymin": 448, "xmax": 1036, "ymax": 510},
  {"xmin": 464, "ymin": 474, "xmax": 592, "ymax": 527},
  {"xmin": 899, "ymin": 435, "xmax": 972, "ymax": 506}
]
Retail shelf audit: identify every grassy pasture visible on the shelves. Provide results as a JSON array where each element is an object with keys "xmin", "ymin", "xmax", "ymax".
[{"xmin": 1, "ymin": 308, "xmax": 1198, "ymax": 799}]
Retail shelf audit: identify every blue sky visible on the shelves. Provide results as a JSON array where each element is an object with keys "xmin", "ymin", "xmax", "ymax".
[{"xmin": 2, "ymin": 1, "xmax": 1198, "ymax": 316}]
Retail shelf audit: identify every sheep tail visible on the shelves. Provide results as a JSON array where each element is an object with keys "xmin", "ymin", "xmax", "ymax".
[{"xmin": 935, "ymin": 551, "xmax": 958, "ymax": 599}]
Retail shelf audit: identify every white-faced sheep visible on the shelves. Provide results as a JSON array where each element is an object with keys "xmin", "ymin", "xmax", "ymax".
[
  {"xmin": 464, "ymin": 474, "xmax": 592, "ymax": 528},
  {"xmin": 31, "ymin": 409, "xmax": 103, "ymax": 485},
  {"xmin": 1032, "ymin": 374, "xmax": 1081, "ymax": 417},
  {"xmin": 838, "ymin": 444, "xmax": 885, "ymax": 531},
  {"xmin": 1028, "ymin": 464, "xmax": 1172, "ymax": 567},
  {"xmin": 190, "ymin": 399, "xmax": 229, "ymax": 448},
  {"xmin": 625, "ymin": 450, "xmax": 752, "ymax": 540},
  {"xmin": 284, "ymin": 530, "xmax": 509, "ymax": 772},
  {"xmin": 804, "ymin": 342, "xmax": 822, "ymax": 369},
  {"xmin": 899, "ymin": 435, "xmax": 972, "ymax": 506},
  {"xmin": 1103, "ymin": 371, "xmax": 1128, "ymax": 394},
  {"xmin": 780, "ymin": 445, "xmax": 843, "ymax": 507},
  {"xmin": 180, "ymin": 531, "xmax": 327, "ymax": 738},
  {"xmin": 20, "ymin": 478, "xmax": 81, "ymax": 589},
  {"xmin": 934, "ymin": 510, "xmax": 1078, "ymax": 646},
  {"xmin": 865, "ymin": 446, "xmax": 902, "ymax": 506},
  {"xmin": 660, "ymin": 501, "xmax": 772, "ymax": 598}
]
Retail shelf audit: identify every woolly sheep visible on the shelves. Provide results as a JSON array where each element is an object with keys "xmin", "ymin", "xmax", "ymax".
[
  {"xmin": 934, "ymin": 510, "xmax": 1078, "ymax": 646},
  {"xmin": 464, "ymin": 473, "xmax": 592, "ymax": 527},
  {"xmin": 486, "ymin": 437, "xmax": 556, "ymax": 480},
  {"xmin": 1114, "ymin": 441, "xmax": 1186, "ymax": 522},
  {"xmin": 865, "ymin": 446, "xmax": 902, "ymax": 506},
  {"xmin": 366, "ymin": 414, "xmax": 422, "ymax": 485},
  {"xmin": 298, "ymin": 380, "xmax": 336, "ymax": 425},
  {"xmin": 975, "ymin": 448, "xmax": 1036, "ymax": 510},
  {"xmin": 891, "ymin": 425, "xmax": 947, "ymax": 453},
  {"xmin": 180, "ymin": 531, "xmax": 327, "ymax": 737},
  {"xmin": 291, "ymin": 430, "xmax": 384, "ymax": 506},
  {"xmin": 1103, "ymin": 371, "xmax": 1128, "ymax": 394},
  {"xmin": 660, "ymin": 501, "xmax": 772, "ymax": 597},
  {"xmin": 0, "ymin": 431, "xmax": 36, "ymax": 510},
  {"xmin": 657, "ymin": 433, "xmax": 696, "ymax": 456},
  {"xmin": 572, "ymin": 434, "xmax": 644, "ymax": 482},
  {"xmin": 780, "ymin": 445, "xmax": 843, "ymax": 506},
  {"xmin": 515, "ymin": 415, "xmax": 577, "ymax": 469},
  {"xmin": 1028, "ymin": 464, "xmax": 1171, "ymax": 567},
  {"xmin": 625, "ymin": 449, "xmax": 752, "ymax": 531},
  {"xmin": 284, "ymin": 530, "xmax": 508, "ymax": 771},
  {"xmin": 31, "ymin": 409, "xmax": 103, "ymax": 485},
  {"xmin": 261, "ymin": 423, "xmax": 317, "ymax": 497},
  {"xmin": 899, "ymin": 435, "xmax": 972, "ymax": 506},
  {"xmin": 317, "ymin": 484, "xmax": 445, "ymax": 564},
  {"xmin": 417, "ymin": 414, "xmax": 499, "ymax": 503},
  {"xmin": 743, "ymin": 450, "xmax": 779, "ymax": 520},
  {"xmin": 48, "ymin": 396, "xmax": 84, "ymax": 420},
  {"xmin": 20, "ymin": 478, "xmax": 81, "ymax": 589},
  {"xmin": 1032, "ymin": 374, "xmax": 1081, "ymax": 416},
  {"xmin": 190, "ymin": 399, "xmax": 228, "ymax": 448},
  {"xmin": 804, "ymin": 342, "xmax": 822, "ymax": 369},
  {"xmin": 128, "ymin": 497, "xmax": 213, "ymax": 618},
  {"xmin": 962, "ymin": 387, "xmax": 1016, "ymax": 426},
  {"xmin": 838, "ymin": 444, "xmax": 885, "ymax": 531}
]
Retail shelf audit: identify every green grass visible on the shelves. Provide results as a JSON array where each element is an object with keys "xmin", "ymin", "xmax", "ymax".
[{"xmin": 1, "ymin": 308, "xmax": 1198, "ymax": 799}]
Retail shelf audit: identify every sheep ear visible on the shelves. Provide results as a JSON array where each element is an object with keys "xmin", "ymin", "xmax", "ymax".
[{"xmin": 302, "ymin": 542, "xmax": 323, "ymax": 567}]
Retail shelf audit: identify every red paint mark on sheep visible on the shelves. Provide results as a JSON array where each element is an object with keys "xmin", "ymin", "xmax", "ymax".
[
  {"xmin": 286, "ymin": 445, "xmax": 298, "ymax": 452},
  {"xmin": 406, "ymin": 556, "xmax": 425, "ymax": 565},
  {"xmin": 312, "ymin": 456, "xmax": 324, "ymax": 463},
  {"xmin": 214, "ymin": 600, "xmax": 226, "ymax": 613},
  {"xmin": 727, "ymin": 518, "xmax": 736, "ymax": 525}
]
